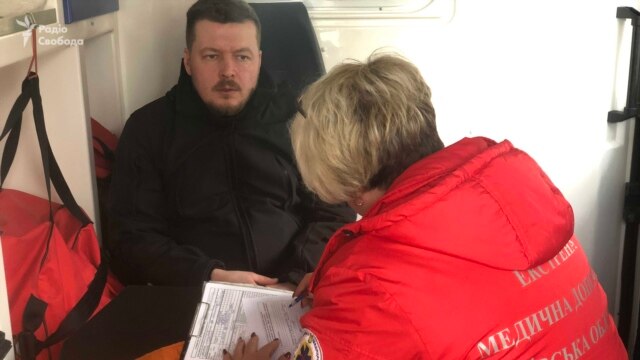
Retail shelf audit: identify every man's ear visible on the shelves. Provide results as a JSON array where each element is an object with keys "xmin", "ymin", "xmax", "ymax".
[{"xmin": 183, "ymin": 48, "xmax": 192, "ymax": 76}]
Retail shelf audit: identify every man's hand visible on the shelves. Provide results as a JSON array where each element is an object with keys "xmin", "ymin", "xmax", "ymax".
[
  {"xmin": 211, "ymin": 269, "xmax": 278, "ymax": 286},
  {"xmin": 223, "ymin": 334, "xmax": 291, "ymax": 360}
]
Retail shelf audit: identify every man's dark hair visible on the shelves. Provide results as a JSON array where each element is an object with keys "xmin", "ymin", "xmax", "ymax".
[{"xmin": 186, "ymin": 0, "xmax": 261, "ymax": 49}]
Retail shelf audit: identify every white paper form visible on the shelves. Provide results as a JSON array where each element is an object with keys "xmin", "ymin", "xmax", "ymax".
[
  {"xmin": 242, "ymin": 297, "xmax": 308, "ymax": 353},
  {"xmin": 184, "ymin": 282, "xmax": 306, "ymax": 360}
]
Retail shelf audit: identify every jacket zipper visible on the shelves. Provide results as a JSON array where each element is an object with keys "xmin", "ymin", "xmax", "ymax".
[{"xmin": 225, "ymin": 132, "xmax": 258, "ymax": 271}]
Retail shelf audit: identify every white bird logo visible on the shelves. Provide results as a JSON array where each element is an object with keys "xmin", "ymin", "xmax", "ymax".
[{"xmin": 16, "ymin": 16, "xmax": 37, "ymax": 47}]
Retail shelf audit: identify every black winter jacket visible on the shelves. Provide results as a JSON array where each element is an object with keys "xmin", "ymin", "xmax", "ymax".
[{"xmin": 108, "ymin": 69, "xmax": 355, "ymax": 286}]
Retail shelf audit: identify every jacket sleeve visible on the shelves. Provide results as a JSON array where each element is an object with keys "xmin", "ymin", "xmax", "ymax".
[
  {"xmin": 280, "ymin": 181, "xmax": 356, "ymax": 284},
  {"xmin": 298, "ymin": 267, "xmax": 426, "ymax": 359},
  {"xmin": 107, "ymin": 113, "xmax": 223, "ymax": 286}
]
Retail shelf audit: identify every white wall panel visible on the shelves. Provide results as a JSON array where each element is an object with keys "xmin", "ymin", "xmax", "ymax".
[
  {"xmin": 117, "ymin": 0, "xmax": 197, "ymax": 119},
  {"xmin": 82, "ymin": 32, "xmax": 124, "ymax": 135}
]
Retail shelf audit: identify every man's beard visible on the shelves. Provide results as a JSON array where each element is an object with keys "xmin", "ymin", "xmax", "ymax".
[
  {"xmin": 207, "ymin": 79, "xmax": 255, "ymax": 116},
  {"xmin": 206, "ymin": 99, "xmax": 248, "ymax": 117}
]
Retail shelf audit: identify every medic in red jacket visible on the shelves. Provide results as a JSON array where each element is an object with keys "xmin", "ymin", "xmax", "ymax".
[
  {"xmin": 296, "ymin": 136, "xmax": 627, "ymax": 359},
  {"xmin": 224, "ymin": 54, "xmax": 628, "ymax": 360}
]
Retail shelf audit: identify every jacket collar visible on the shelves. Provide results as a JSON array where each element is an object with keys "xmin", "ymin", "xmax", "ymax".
[{"xmin": 365, "ymin": 137, "xmax": 496, "ymax": 218}]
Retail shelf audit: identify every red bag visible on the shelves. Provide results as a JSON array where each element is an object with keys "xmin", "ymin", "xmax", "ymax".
[{"xmin": 0, "ymin": 74, "xmax": 121, "ymax": 360}]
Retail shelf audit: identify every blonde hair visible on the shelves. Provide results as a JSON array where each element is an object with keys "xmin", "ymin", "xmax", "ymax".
[{"xmin": 291, "ymin": 53, "xmax": 444, "ymax": 204}]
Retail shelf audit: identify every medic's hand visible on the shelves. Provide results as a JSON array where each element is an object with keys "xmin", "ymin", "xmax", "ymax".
[
  {"xmin": 293, "ymin": 273, "xmax": 312, "ymax": 297},
  {"xmin": 293, "ymin": 272, "xmax": 314, "ymax": 308},
  {"xmin": 211, "ymin": 269, "xmax": 278, "ymax": 286},
  {"xmin": 222, "ymin": 334, "xmax": 291, "ymax": 360}
]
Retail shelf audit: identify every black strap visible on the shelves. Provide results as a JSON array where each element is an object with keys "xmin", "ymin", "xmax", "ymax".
[
  {"xmin": 17, "ymin": 296, "xmax": 47, "ymax": 360},
  {"xmin": 0, "ymin": 84, "xmax": 30, "ymax": 186},
  {"xmin": 3, "ymin": 74, "xmax": 108, "ymax": 359},
  {"xmin": 28, "ymin": 75, "xmax": 91, "ymax": 226},
  {"xmin": 31, "ymin": 76, "xmax": 55, "ymax": 224},
  {"xmin": 0, "ymin": 330, "xmax": 12, "ymax": 360}
]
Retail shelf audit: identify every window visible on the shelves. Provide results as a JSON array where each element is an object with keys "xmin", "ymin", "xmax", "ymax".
[
  {"xmin": 248, "ymin": 0, "xmax": 451, "ymax": 22},
  {"xmin": 302, "ymin": 0, "xmax": 433, "ymax": 13}
]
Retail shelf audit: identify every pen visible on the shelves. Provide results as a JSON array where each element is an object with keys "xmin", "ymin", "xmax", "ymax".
[{"xmin": 288, "ymin": 294, "xmax": 305, "ymax": 308}]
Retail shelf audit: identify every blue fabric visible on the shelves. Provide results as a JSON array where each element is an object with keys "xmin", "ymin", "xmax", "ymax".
[{"xmin": 63, "ymin": 0, "xmax": 118, "ymax": 24}]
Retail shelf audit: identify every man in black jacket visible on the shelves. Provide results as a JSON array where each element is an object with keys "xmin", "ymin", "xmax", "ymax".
[{"xmin": 108, "ymin": 0, "xmax": 355, "ymax": 288}]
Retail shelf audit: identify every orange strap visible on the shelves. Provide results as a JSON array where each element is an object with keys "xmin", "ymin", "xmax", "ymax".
[
  {"xmin": 27, "ymin": 27, "xmax": 38, "ymax": 78},
  {"xmin": 136, "ymin": 341, "xmax": 185, "ymax": 360}
]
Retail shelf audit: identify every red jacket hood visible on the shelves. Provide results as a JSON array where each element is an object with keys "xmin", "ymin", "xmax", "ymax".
[{"xmin": 351, "ymin": 137, "xmax": 574, "ymax": 271}]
